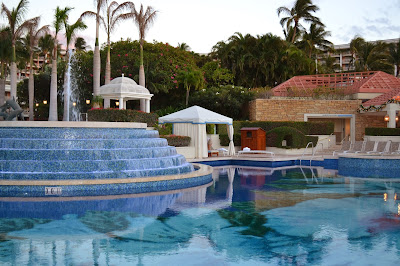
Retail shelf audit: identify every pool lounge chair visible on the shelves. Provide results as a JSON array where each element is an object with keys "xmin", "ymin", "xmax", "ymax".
[
  {"xmin": 333, "ymin": 140, "xmax": 351, "ymax": 155},
  {"xmin": 390, "ymin": 142, "xmax": 400, "ymax": 154},
  {"xmin": 367, "ymin": 141, "xmax": 391, "ymax": 155},
  {"xmin": 342, "ymin": 140, "xmax": 365, "ymax": 154},
  {"xmin": 237, "ymin": 149, "xmax": 275, "ymax": 157},
  {"xmin": 355, "ymin": 141, "xmax": 375, "ymax": 153}
]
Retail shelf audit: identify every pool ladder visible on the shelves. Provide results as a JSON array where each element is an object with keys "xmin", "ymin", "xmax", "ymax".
[{"xmin": 299, "ymin": 141, "xmax": 323, "ymax": 166}]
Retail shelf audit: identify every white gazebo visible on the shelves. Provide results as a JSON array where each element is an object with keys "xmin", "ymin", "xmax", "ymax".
[
  {"xmin": 158, "ymin": 106, "xmax": 235, "ymax": 158},
  {"xmin": 99, "ymin": 74, "xmax": 153, "ymax": 112}
]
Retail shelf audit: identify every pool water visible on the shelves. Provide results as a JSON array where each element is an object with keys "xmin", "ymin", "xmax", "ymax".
[{"xmin": 1, "ymin": 165, "xmax": 400, "ymax": 265}]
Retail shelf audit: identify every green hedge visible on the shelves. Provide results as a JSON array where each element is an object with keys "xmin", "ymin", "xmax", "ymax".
[
  {"xmin": 88, "ymin": 108, "xmax": 158, "ymax": 126},
  {"xmin": 160, "ymin": 135, "xmax": 191, "ymax": 147},
  {"xmin": 217, "ymin": 121, "xmax": 334, "ymax": 135},
  {"xmin": 365, "ymin": 127, "xmax": 400, "ymax": 136},
  {"xmin": 266, "ymin": 126, "xmax": 318, "ymax": 149},
  {"xmin": 219, "ymin": 134, "xmax": 241, "ymax": 146}
]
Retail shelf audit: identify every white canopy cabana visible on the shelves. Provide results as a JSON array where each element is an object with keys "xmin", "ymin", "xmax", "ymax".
[
  {"xmin": 99, "ymin": 74, "xmax": 153, "ymax": 112},
  {"xmin": 158, "ymin": 106, "xmax": 235, "ymax": 158}
]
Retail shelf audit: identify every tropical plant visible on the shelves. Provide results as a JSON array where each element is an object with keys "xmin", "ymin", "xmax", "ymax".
[
  {"xmin": 299, "ymin": 23, "xmax": 332, "ymax": 58},
  {"xmin": 0, "ymin": 26, "xmax": 11, "ymax": 79},
  {"xmin": 277, "ymin": 0, "xmax": 322, "ymax": 43},
  {"xmin": 74, "ymin": 37, "xmax": 87, "ymax": 51},
  {"xmin": 25, "ymin": 17, "xmax": 48, "ymax": 120},
  {"xmin": 389, "ymin": 39, "xmax": 400, "ymax": 77},
  {"xmin": 1, "ymin": 0, "xmax": 37, "ymax": 100},
  {"xmin": 38, "ymin": 33, "xmax": 54, "ymax": 71},
  {"xmin": 127, "ymin": 3, "xmax": 157, "ymax": 88},
  {"xmin": 49, "ymin": 6, "xmax": 72, "ymax": 121},
  {"xmin": 176, "ymin": 67, "xmax": 204, "ymax": 106},
  {"xmin": 349, "ymin": 36, "xmax": 393, "ymax": 73},
  {"xmin": 177, "ymin": 42, "xmax": 190, "ymax": 51},
  {"xmin": 63, "ymin": 14, "xmax": 87, "ymax": 121},
  {"xmin": 82, "ymin": 1, "xmax": 131, "ymax": 85}
]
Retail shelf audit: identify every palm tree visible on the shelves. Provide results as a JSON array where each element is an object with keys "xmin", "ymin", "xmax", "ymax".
[
  {"xmin": 25, "ymin": 17, "xmax": 48, "ymax": 121},
  {"xmin": 48, "ymin": 6, "xmax": 72, "ymax": 121},
  {"xmin": 389, "ymin": 39, "xmax": 400, "ymax": 77},
  {"xmin": 82, "ymin": 1, "xmax": 131, "ymax": 85},
  {"xmin": 300, "ymin": 23, "xmax": 332, "ymax": 58},
  {"xmin": 38, "ymin": 33, "xmax": 54, "ymax": 71},
  {"xmin": 63, "ymin": 16, "xmax": 87, "ymax": 121},
  {"xmin": 127, "ymin": 3, "xmax": 157, "ymax": 87},
  {"xmin": 74, "ymin": 37, "xmax": 87, "ymax": 51},
  {"xmin": 0, "ymin": 26, "xmax": 11, "ymax": 105},
  {"xmin": 177, "ymin": 67, "xmax": 204, "ymax": 106},
  {"xmin": 277, "ymin": 0, "xmax": 322, "ymax": 43},
  {"xmin": 178, "ymin": 42, "xmax": 190, "ymax": 51},
  {"xmin": 1, "ymin": 0, "xmax": 38, "ymax": 100},
  {"xmin": 349, "ymin": 36, "xmax": 392, "ymax": 73}
]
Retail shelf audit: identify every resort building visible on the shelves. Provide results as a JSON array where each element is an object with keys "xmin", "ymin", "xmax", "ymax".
[
  {"xmin": 322, "ymin": 38, "xmax": 399, "ymax": 74},
  {"xmin": 249, "ymin": 71, "xmax": 400, "ymax": 143}
]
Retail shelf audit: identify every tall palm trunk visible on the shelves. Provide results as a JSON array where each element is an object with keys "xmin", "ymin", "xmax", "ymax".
[
  {"xmin": 10, "ymin": 62, "xmax": 17, "ymax": 99},
  {"xmin": 93, "ymin": 45, "xmax": 101, "ymax": 95},
  {"xmin": 48, "ymin": 46, "xmax": 58, "ymax": 121},
  {"xmin": 105, "ymin": 42, "xmax": 110, "ymax": 84},
  {"xmin": 93, "ymin": 13, "xmax": 101, "ymax": 96},
  {"xmin": 28, "ymin": 53, "xmax": 34, "ymax": 121},
  {"xmin": 139, "ymin": 42, "xmax": 145, "ymax": 111},
  {"xmin": 9, "ymin": 44, "xmax": 17, "ymax": 100},
  {"xmin": 139, "ymin": 42, "xmax": 145, "ymax": 86}
]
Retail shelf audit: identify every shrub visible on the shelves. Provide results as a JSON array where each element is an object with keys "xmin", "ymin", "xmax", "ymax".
[
  {"xmin": 219, "ymin": 134, "xmax": 241, "ymax": 146},
  {"xmin": 365, "ymin": 127, "xmax": 400, "ymax": 136},
  {"xmin": 88, "ymin": 108, "xmax": 158, "ymax": 126},
  {"xmin": 160, "ymin": 135, "xmax": 191, "ymax": 147},
  {"xmin": 266, "ymin": 126, "xmax": 318, "ymax": 149},
  {"xmin": 217, "ymin": 121, "xmax": 334, "ymax": 135}
]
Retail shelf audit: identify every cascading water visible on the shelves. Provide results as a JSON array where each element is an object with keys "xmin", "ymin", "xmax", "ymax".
[
  {"xmin": 0, "ymin": 126, "xmax": 213, "ymax": 197},
  {"xmin": 63, "ymin": 49, "xmax": 80, "ymax": 121}
]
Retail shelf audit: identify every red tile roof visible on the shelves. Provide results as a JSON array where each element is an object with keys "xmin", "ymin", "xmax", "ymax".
[
  {"xmin": 362, "ymin": 88, "xmax": 400, "ymax": 106},
  {"xmin": 272, "ymin": 71, "xmax": 400, "ymax": 97}
]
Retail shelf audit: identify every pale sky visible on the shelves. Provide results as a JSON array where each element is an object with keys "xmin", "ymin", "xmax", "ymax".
[{"xmin": 2, "ymin": 0, "xmax": 400, "ymax": 53}]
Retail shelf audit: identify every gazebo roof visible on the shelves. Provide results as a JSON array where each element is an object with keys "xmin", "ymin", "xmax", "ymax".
[
  {"xmin": 99, "ymin": 75, "xmax": 153, "ymax": 99},
  {"xmin": 362, "ymin": 88, "xmax": 400, "ymax": 107},
  {"xmin": 272, "ymin": 71, "xmax": 400, "ymax": 97}
]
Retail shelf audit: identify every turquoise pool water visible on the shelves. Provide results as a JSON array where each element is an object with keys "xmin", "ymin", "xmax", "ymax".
[{"xmin": 1, "ymin": 165, "xmax": 400, "ymax": 265}]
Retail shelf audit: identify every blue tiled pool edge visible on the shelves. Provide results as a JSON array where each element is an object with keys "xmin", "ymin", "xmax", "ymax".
[{"xmin": 197, "ymin": 158, "xmax": 338, "ymax": 170}]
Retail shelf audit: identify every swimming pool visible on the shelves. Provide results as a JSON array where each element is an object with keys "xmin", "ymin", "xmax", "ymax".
[{"xmin": 1, "ymin": 165, "xmax": 399, "ymax": 265}]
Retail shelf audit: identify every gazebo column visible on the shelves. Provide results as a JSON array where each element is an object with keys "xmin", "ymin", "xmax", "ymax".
[
  {"xmin": 145, "ymin": 99, "xmax": 150, "ymax": 113},
  {"xmin": 123, "ymin": 99, "xmax": 127, "ymax": 109},
  {"xmin": 119, "ymin": 97, "xmax": 124, "ymax": 110},
  {"xmin": 140, "ymin": 99, "xmax": 145, "ymax": 112},
  {"xmin": 104, "ymin": 98, "xmax": 110, "ymax": 108},
  {"xmin": 386, "ymin": 103, "xmax": 397, "ymax": 128}
]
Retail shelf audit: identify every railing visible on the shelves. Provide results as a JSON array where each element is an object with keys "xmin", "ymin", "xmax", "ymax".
[{"xmin": 300, "ymin": 142, "xmax": 314, "ymax": 166}]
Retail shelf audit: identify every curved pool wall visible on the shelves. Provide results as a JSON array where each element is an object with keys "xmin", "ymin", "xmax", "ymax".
[
  {"xmin": 0, "ymin": 122, "xmax": 213, "ymax": 197},
  {"xmin": 338, "ymin": 154, "xmax": 400, "ymax": 179}
]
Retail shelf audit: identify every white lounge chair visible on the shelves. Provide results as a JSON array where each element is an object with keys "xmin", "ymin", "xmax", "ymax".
[
  {"xmin": 237, "ymin": 149, "xmax": 275, "ymax": 157},
  {"xmin": 333, "ymin": 140, "xmax": 351, "ymax": 155}
]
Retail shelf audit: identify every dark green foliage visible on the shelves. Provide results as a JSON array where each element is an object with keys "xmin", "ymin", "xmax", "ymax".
[
  {"xmin": 88, "ymin": 108, "xmax": 158, "ymax": 126},
  {"xmin": 266, "ymin": 126, "xmax": 318, "ymax": 149},
  {"xmin": 218, "ymin": 121, "xmax": 334, "ymax": 135},
  {"xmin": 160, "ymin": 135, "xmax": 191, "ymax": 147},
  {"xmin": 365, "ymin": 127, "xmax": 400, "ymax": 136},
  {"xmin": 219, "ymin": 134, "xmax": 241, "ymax": 146},
  {"xmin": 190, "ymin": 85, "xmax": 256, "ymax": 120},
  {"xmin": 17, "ymin": 69, "xmax": 65, "ymax": 120}
]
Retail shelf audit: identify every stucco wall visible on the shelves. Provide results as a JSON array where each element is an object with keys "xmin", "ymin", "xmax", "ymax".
[{"xmin": 249, "ymin": 99, "xmax": 386, "ymax": 140}]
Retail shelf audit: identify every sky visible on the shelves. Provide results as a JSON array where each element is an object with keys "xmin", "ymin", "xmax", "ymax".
[{"xmin": 2, "ymin": 0, "xmax": 400, "ymax": 54}]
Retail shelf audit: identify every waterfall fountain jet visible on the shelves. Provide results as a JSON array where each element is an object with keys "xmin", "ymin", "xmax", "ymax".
[{"xmin": 63, "ymin": 49, "xmax": 80, "ymax": 121}]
